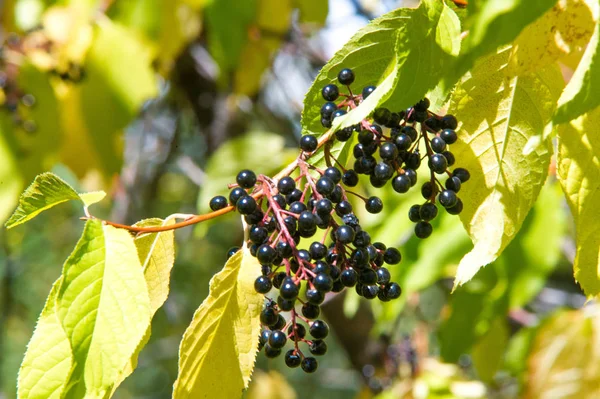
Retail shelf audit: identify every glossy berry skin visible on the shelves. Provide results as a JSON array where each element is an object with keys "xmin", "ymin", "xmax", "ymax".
[
  {"xmin": 443, "ymin": 151, "xmax": 456, "ymax": 166},
  {"xmin": 379, "ymin": 142, "xmax": 399, "ymax": 161},
  {"xmin": 316, "ymin": 176, "xmax": 335, "ymax": 196},
  {"xmin": 376, "ymin": 267, "xmax": 391, "ymax": 284},
  {"xmin": 254, "ymin": 276, "xmax": 272, "ymax": 294},
  {"xmin": 321, "ymin": 102, "xmax": 337, "ymax": 119},
  {"xmin": 277, "ymin": 176, "xmax": 296, "ymax": 195},
  {"xmin": 440, "ymin": 128, "xmax": 458, "ymax": 144},
  {"xmin": 276, "ymin": 241, "xmax": 293, "ymax": 258},
  {"xmin": 359, "ymin": 269, "xmax": 378, "ymax": 285},
  {"xmin": 385, "ymin": 282, "xmax": 402, "ymax": 299},
  {"xmin": 271, "ymin": 315, "xmax": 286, "ymax": 330},
  {"xmin": 324, "ymin": 167, "xmax": 342, "ymax": 183},
  {"xmin": 309, "ymin": 242, "xmax": 327, "ymax": 260},
  {"xmin": 408, "ymin": 204, "xmax": 421, "ymax": 222},
  {"xmin": 306, "ymin": 289, "xmax": 325, "ymax": 305},
  {"xmin": 340, "ymin": 268, "xmax": 358, "ymax": 287},
  {"xmin": 429, "ymin": 153, "xmax": 448, "ymax": 174},
  {"xmin": 362, "ymin": 284, "xmax": 379, "ymax": 299},
  {"xmin": 366, "ymin": 196, "xmax": 383, "ymax": 214},
  {"xmin": 300, "ymin": 135, "xmax": 318, "ymax": 152},
  {"xmin": 264, "ymin": 345, "xmax": 281, "ymax": 358},
  {"xmin": 249, "ymin": 226, "xmax": 268, "ymax": 244},
  {"xmin": 288, "ymin": 324, "xmax": 306, "ymax": 339},
  {"xmin": 280, "ymin": 277, "xmax": 299, "ymax": 299},
  {"xmin": 342, "ymin": 170, "xmax": 359, "ymax": 187},
  {"xmin": 446, "ymin": 198, "xmax": 464, "ymax": 215},
  {"xmin": 431, "ymin": 136, "xmax": 447, "ymax": 153},
  {"xmin": 383, "ymin": 247, "xmax": 401, "ymax": 264},
  {"xmin": 302, "ymin": 303, "xmax": 320, "ymax": 319},
  {"xmin": 229, "ymin": 187, "xmax": 247, "ymax": 206},
  {"xmin": 335, "ymin": 126, "xmax": 353, "ymax": 141},
  {"xmin": 309, "ymin": 340, "xmax": 328, "ymax": 356},
  {"xmin": 209, "ymin": 195, "xmax": 228, "ymax": 211},
  {"xmin": 446, "ymin": 176, "xmax": 462, "ymax": 192},
  {"xmin": 362, "ymin": 85, "xmax": 376, "ymax": 99},
  {"xmin": 268, "ymin": 330, "xmax": 287, "ymax": 349},
  {"xmin": 332, "ymin": 109, "xmax": 347, "ymax": 120},
  {"xmin": 338, "ymin": 68, "xmax": 355, "ymax": 85},
  {"xmin": 374, "ymin": 162, "xmax": 393, "ymax": 181},
  {"xmin": 314, "ymin": 273, "xmax": 333, "ymax": 292},
  {"xmin": 392, "ymin": 175, "xmax": 411, "ymax": 194},
  {"xmin": 322, "ymin": 84, "xmax": 339, "ymax": 101},
  {"xmin": 373, "ymin": 108, "xmax": 391, "ymax": 125},
  {"xmin": 260, "ymin": 308, "xmax": 278, "ymax": 326},
  {"xmin": 453, "ymin": 168, "xmax": 471, "ymax": 183},
  {"xmin": 301, "ymin": 357, "xmax": 318, "ymax": 373},
  {"xmin": 439, "ymin": 189, "xmax": 458, "ymax": 208},
  {"xmin": 315, "ymin": 199, "xmax": 333, "ymax": 215},
  {"xmin": 415, "ymin": 221, "xmax": 433, "ymax": 238},
  {"xmin": 335, "ymin": 225, "xmax": 355, "ymax": 244},
  {"xmin": 310, "ymin": 320, "xmax": 329, "ymax": 339},
  {"xmin": 226, "ymin": 247, "xmax": 239, "ymax": 259},
  {"xmin": 236, "ymin": 195, "xmax": 257, "ymax": 215},
  {"xmin": 236, "ymin": 169, "xmax": 257, "ymax": 188},
  {"xmin": 425, "ymin": 116, "xmax": 441, "ymax": 132},
  {"xmin": 285, "ymin": 350, "xmax": 302, "ymax": 368},
  {"xmin": 257, "ymin": 244, "xmax": 276, "ymax": 264},
  {"xmin": 394, "ymin": 134, "xmax": 412, "ymax": 150},
  {"xmin": 441, "ymin": 114, "xmax": 458, "ymax": 130},
  {"xmin": 277, "ymin": 296, "xmax": 295, "ymax": 311},
  {"xmin": 419, "ymin": 202, "xmax": 438, "ymax": 221}
]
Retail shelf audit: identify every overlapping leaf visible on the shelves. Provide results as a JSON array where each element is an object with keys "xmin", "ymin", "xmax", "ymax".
[
  {"xmin": 557, "ymin": 107, "xmax": 600, "ymax": 297},
  {"xmin": 448, "ymin": 47, "xmax": 564, "ymax": 288},
  {"xmin": 173, "ymin": 247, "xmax": 263, "ymax": 399}
]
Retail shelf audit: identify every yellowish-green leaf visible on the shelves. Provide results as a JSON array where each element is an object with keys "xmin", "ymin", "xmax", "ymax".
[
  {"xmin": 471, "ymin": 317, "xmax": 509, "ymax": 383},
  {"xmin": 245, "ymin": 370, "xmax": 297, "ymax": 399},
  {"xmin": 57, "ymin": 220, "xmax": 151, "ymax": 398},
  {"xmin": 173, "ymin": 246, "xmax": 263, "ymax": 399},
  {"xmin": 525, "ymin": 308, "xmax": 600, "ymax": 398},
  {"xmin": 5, "ymin": 172, "xmax": 106, "ymax": 229},
  {"xmin": 0, "ymin": 124, "xmax": 23, "ymax": 224},
  {"xmin": 109, "ymin": 217, "xmax": 176, "ymax": 396},
  {"xmin": 554, "ymin": 2, "xmax": 600, "ymax": 123},
  {"xmin": 557, "ymin": 107, "xmax": 600, "ymax": 297},
  {"xmin": 508, "ymin": 0, "xmax": 596, "ymax": 76},
  {"xmin": 448, "ymin": 47, "xmax": 564, "ymax": 288},
  {"xmin": 295, "ymin": 0, "xmax": 328, "ymax": 26},
  {"xmin": 17, "ymin": 278, "xmax": 72, "ymax": 399}
]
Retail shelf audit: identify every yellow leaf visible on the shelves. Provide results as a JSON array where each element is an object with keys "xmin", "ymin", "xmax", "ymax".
[
  {"xmin": 173, "ymin": 246, "xmax": 263, "ymax": 399},
  {"xmin": 557, "ymin": 107, "xmax": 600, "ymax": 297},
  {"xmin": 448, "ymin": 47, "xmax": 564, "ymax": 288},
  {"xmin": 246, "ymin": 370, "xmax": 297, "ymax": 399},
  {"xmin": 508, "ymin": 0, "xmax": 597, "ymax": 76}
]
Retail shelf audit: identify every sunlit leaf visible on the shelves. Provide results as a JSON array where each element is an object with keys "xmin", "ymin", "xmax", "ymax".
[
  {"xmin": 173, "ymin": 246, "xmax": 263, "ymax": 398},
  {"xmin": 57, "ymin": 220, "xmax": 151, "ymax": 397},
  {"xmin": 448, "ymin": 48, "xmax": 564, "ymax": 288},
  {"xmin": 295, "ymin": 0, "xmax": 328, "ymax": 26},
  {"xmin": 471, "ymin": 317, "xmax": 509, "ymax": 382},
  {"xmin": 5, "ymin": 172, "xmax": 106, "ymax": 229},
  {"xmin": 17, "ymin": 278, "xmax": 72, "ymax": 399},
  {"xmin": 0, "ymin": 124, "xmax": 24, "ymax": 224},
  {"xmin": 246, "ymin": 370, "xmax": 297, "ymax": 399},
  {"xmin": 557, "ymin": 107, "xmax": 600, "ymax": 297}
]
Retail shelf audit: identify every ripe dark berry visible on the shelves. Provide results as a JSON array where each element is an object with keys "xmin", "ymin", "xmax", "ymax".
[
  {"xmin": 338, "ymin": 68, "xmax": 355, "ymax": 85},
  {"xmin": 342, "ymin": 170, "xmax": 359, "ymax": 187},
  {"xmin": 443, "ymin": 151, "xmax": 456, "ymax": 166},
  {"xmin": 277, "ymin": 296, "xmax": 295, "ymax": 311},
  {"xmin": 309, "ymin": 340, "xmax": 328, "ymax": 355},
  {"xmin": 409, "ymin": 204, "xmax": 421, "ymax": 222},
  {"xmin": 414, "ymin": 98, "xmax": 430, "ymax": 111},
  {"xmin": 309, "ymin": 242, "xmax": 327, "ymax": 260},
  {"xmin": 288, "ymin": 324, "xmax": 306, "ymax": 339},
  {"xmin": 415, "ymin": 221, "xmax": 433, "ymax": 238},
  {"xmin": 298, "ymin": 249, "xmax": 311, "ymax": 264},
  {"xmin": 362, "ymin": 85, "xmax": 376, "ymax": 99},
  {"xmin": 277, "ymin": 176, "xmax": 296, "ymax": 195},
  {"xmin": 268, "ymin": 330, "xmax": 287, "ymax": 349},
  {"xmin": 379, "ymin": 142, "xmax": 399, "ymax": 161},
  {"xmin": 289, "ymin": 201, "xmax": 307, "ymax": 215},
  {"xmin": 405, "ymin": 152, "xmax": 421, "ymax": 169},
  {"xmin": 329, "ymin": 185, "xmax": 343, "ymax": 203},
  {"xmin": 298, "ymin": 211, "xmax": 317, "ymax": 231},
  {"xmin": 285, "ymin": 350, "xmax": 302, "ymax": 368},
  {"xmin": 362, "ymin": 284, "xmax": 379, "ymax": 299},
  {"xmin": 249, "ymin": 226, "xmax": 268, "ymax": 244},
  {"xmin": 394, "ymin": 134, "xmax": 412, "ymax": 150},
  {"xmin": 429, "ymin": 153, "xmax": 448, "ymax": 174},
  {"xmin": 236, "ymin": 195, "xmax": 257, "ymax": 215},
  {"xmin": 324, "ymin": 167, "xmax": 342, "ymax": 183},
  {"xmin": 446, "ymin": 198, "xmax": 464, "ymax": 215},
  {"xmin": 401, "ymin": 126, "xmax": 418, "ymax": 141},
  {"xmin": 280, "ymin": 277, "xmax": 299, "ymax": 299},
  {"xmin": 264, "ymin": 345, "xmax": 282, "ymax": 358},
  {"xmin": 335, "ymin": 126, "xmax": 354, "ymax": 141},
  {"xmin": 313, "ymin": 273, "xmax": 333, "ymax": 292},
  {"xmin": 276, "ymin": 241, "xmax": 293, "ymax": 258},
  {"xmin": 320, "ymin": 102, "xmax": 337, "ymax": 119},
  {"xmin": 383, "ymin": 247, "xmax": 401, "ymax": 264},
  {"xmin": 271, "ymin": 315, "xmax": 286, "ymax": 330},
  {"xmin": 315, "ymin": 198, "xmax": 333, "ymax": 215},
  {"xmin": 358, "ymin": 129, "xmax": 375, "ymax": 145},
  {"xmin": 322, "ymin": 84, "xmax": 339, "ymax": 101},
  {"xmin": 259, "ymin": 330, "xmax": 271, "ymax": 347},
  {"xmin": 209, "ymin": 195, "xmax": 228, "ymax": 211},
  {"xmin": 332, "ymin": 109, "xmax": 347, "ymax": 120},
  {"xmin": 229, "ymin": 187, "xmax": 247, "ymax": 206},
  {"xmin": 236, "ymin": 169, "xmax": 257, "ymax": 188},
  {"xmin": 376, "ymin": 267, "xmax": 391, "ymax": 284},
  {"xmin": 351, "ymin": 248, "xmax": 370, "ymax": 267},
  {"xmin": 302, "ymin": 303, "xmax": 321, "ymax": 319},
  {"xmin": 310, "ymin": 320, "xmax": 329, "ymax": 339},
  {"xmin": 340, "ymin": 268, "xmax": 358, "ymax": 287},
  {"xmin": 301, "ymin": 357, "xmax": 318, "ymax": 373},
  {"xmin": 359, "ymin": 269, "xmax": 378, "ymax": 285},
  {"xmin": 421, "ymin": 181, "xmax": 434, "ymax": 199},
  {"xmin": 316, "ymin": 176, "xmax": 335, "ymax": 196},
  {"xmin": 374, "ymin": 162, "xmax": 393, "ymax": 181},
  {"xmin": 445, "ymin": 176, "xmax": 462, "ymax": 192},
  {"xmin": 300, "ymin": 135, "xmax": 318, "ymax": 152},
  {"xmin": 425, "ymin": 116, "xmax": 441, "ymax": 132},
  {"xmin": 335, "ymin": 225, "xmax": 355, "ymax": 243},
  {"xmin": 439, "ymin": 189, "xmax": 458, "ymax": 208},
  {"xmin": 385, "ymin": 282, "xmax": 402, "ymax": 299},
  {"xmin": 366, "ymin": 196, "xmax": 383, "ymax": 214},
  {"xmin": 227, "ymin": 247, "xmax": 240, "ymax": 258},
  {"xmin": 273, "ymin": 194, "xmax": 287, "ymax": 209},
  {"xmin": 306, "ymin": 288, "xmax": 325, "ymax": 305},
  {"xmin": 453, "ymin": 168, "xmax": 470, "ymax": 183},
  {"xmin": 386, "ymin": 112, "xmax": 401, "ymax": 128},
  {"xmin": 404, "ymin": 169, "xmax": 417, "ymax": 186},
  {"xmin": 260, "ymin": 308, "xmax": 278, "ymax": 326},
  {"xmin": 392, "ymin": 175, "xmax": 411, "ymax": 194},
  {"xmin": 441, "ymin": 114, "xmax": 458, "ymax": 130},
  {"xmin": 373, "ymin": 108, "xmax": 391, "ymax": 125},
  {"xmin": 321, "ymin": 117, "xmax": 332, "ymax": 128},
  {"xmin": 419, "ymin": 202, "xmax": 438, "ymax": 221},
  {"xmin": 440, "ymin": 128, "xmax": 458, "ymax": 144},
  {"xmin": 256, "ymin": 244, "xmax": 276, "ymax": 264},
  {"xmin": 431, "ymin": 136, "xmax": 446, "ymax": 153},
  {"xmin": 254, "ymin": 276, "xmax": 272, "ymax": 293}
]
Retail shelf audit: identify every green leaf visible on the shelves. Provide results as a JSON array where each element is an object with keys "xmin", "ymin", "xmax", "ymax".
[
  {"xmin": 110, "ymin": 217, "xmax": 176, "ymax": 395},
  {"xmin": 554, "ymin": 2, "xmax": 600, "ymax": 123},
  {"xmin": 57, "ymin": 220, "xmax": 151, "ymax": 397},
  {"xmin": 0, "ymin": 124, "xmax": 24, "ymax": 224},
  {"xmin": 471, "ymin": 317, "xmax": 509, "ymax": 382},
  {"xmin": 5, "ymin": 172, "xmax": 106, "ymax": 229},
  {"xmin": 78, "ymin": 19, "xmax": 158, "ymax": 175},
  {"xmin": 557, "ymin": 107, "xmax": 600, "ymax": 297},
  {"xmin": 525, "ymin": 309, "xmax": 600, "ymax": 398},
  {"xmin": 173, "ymin": 246, "xmax": 263, "ymax": 398},
  {"xmin": 447, "ymin": 48, "xmax": 564, "ymax": 288},
  {"xmin": 295, "ymin": 0, "xmax": 328, "ymax": 25},
  {"xmin": 17, "ymin": 278, "xmax": 72, "ymax": 399},
  {"xmin": 447, "ymin": 0, "xmax": 557, "ymax": 87}
]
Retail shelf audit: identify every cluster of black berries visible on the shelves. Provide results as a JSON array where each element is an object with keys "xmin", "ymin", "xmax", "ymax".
[
  {"xmin": 311, "ymin": 68, "xmax": 470, "ymax": 239},
  {"xmin": 209, "ymin": 162, "xmax": 403, "ymax": 373}
]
